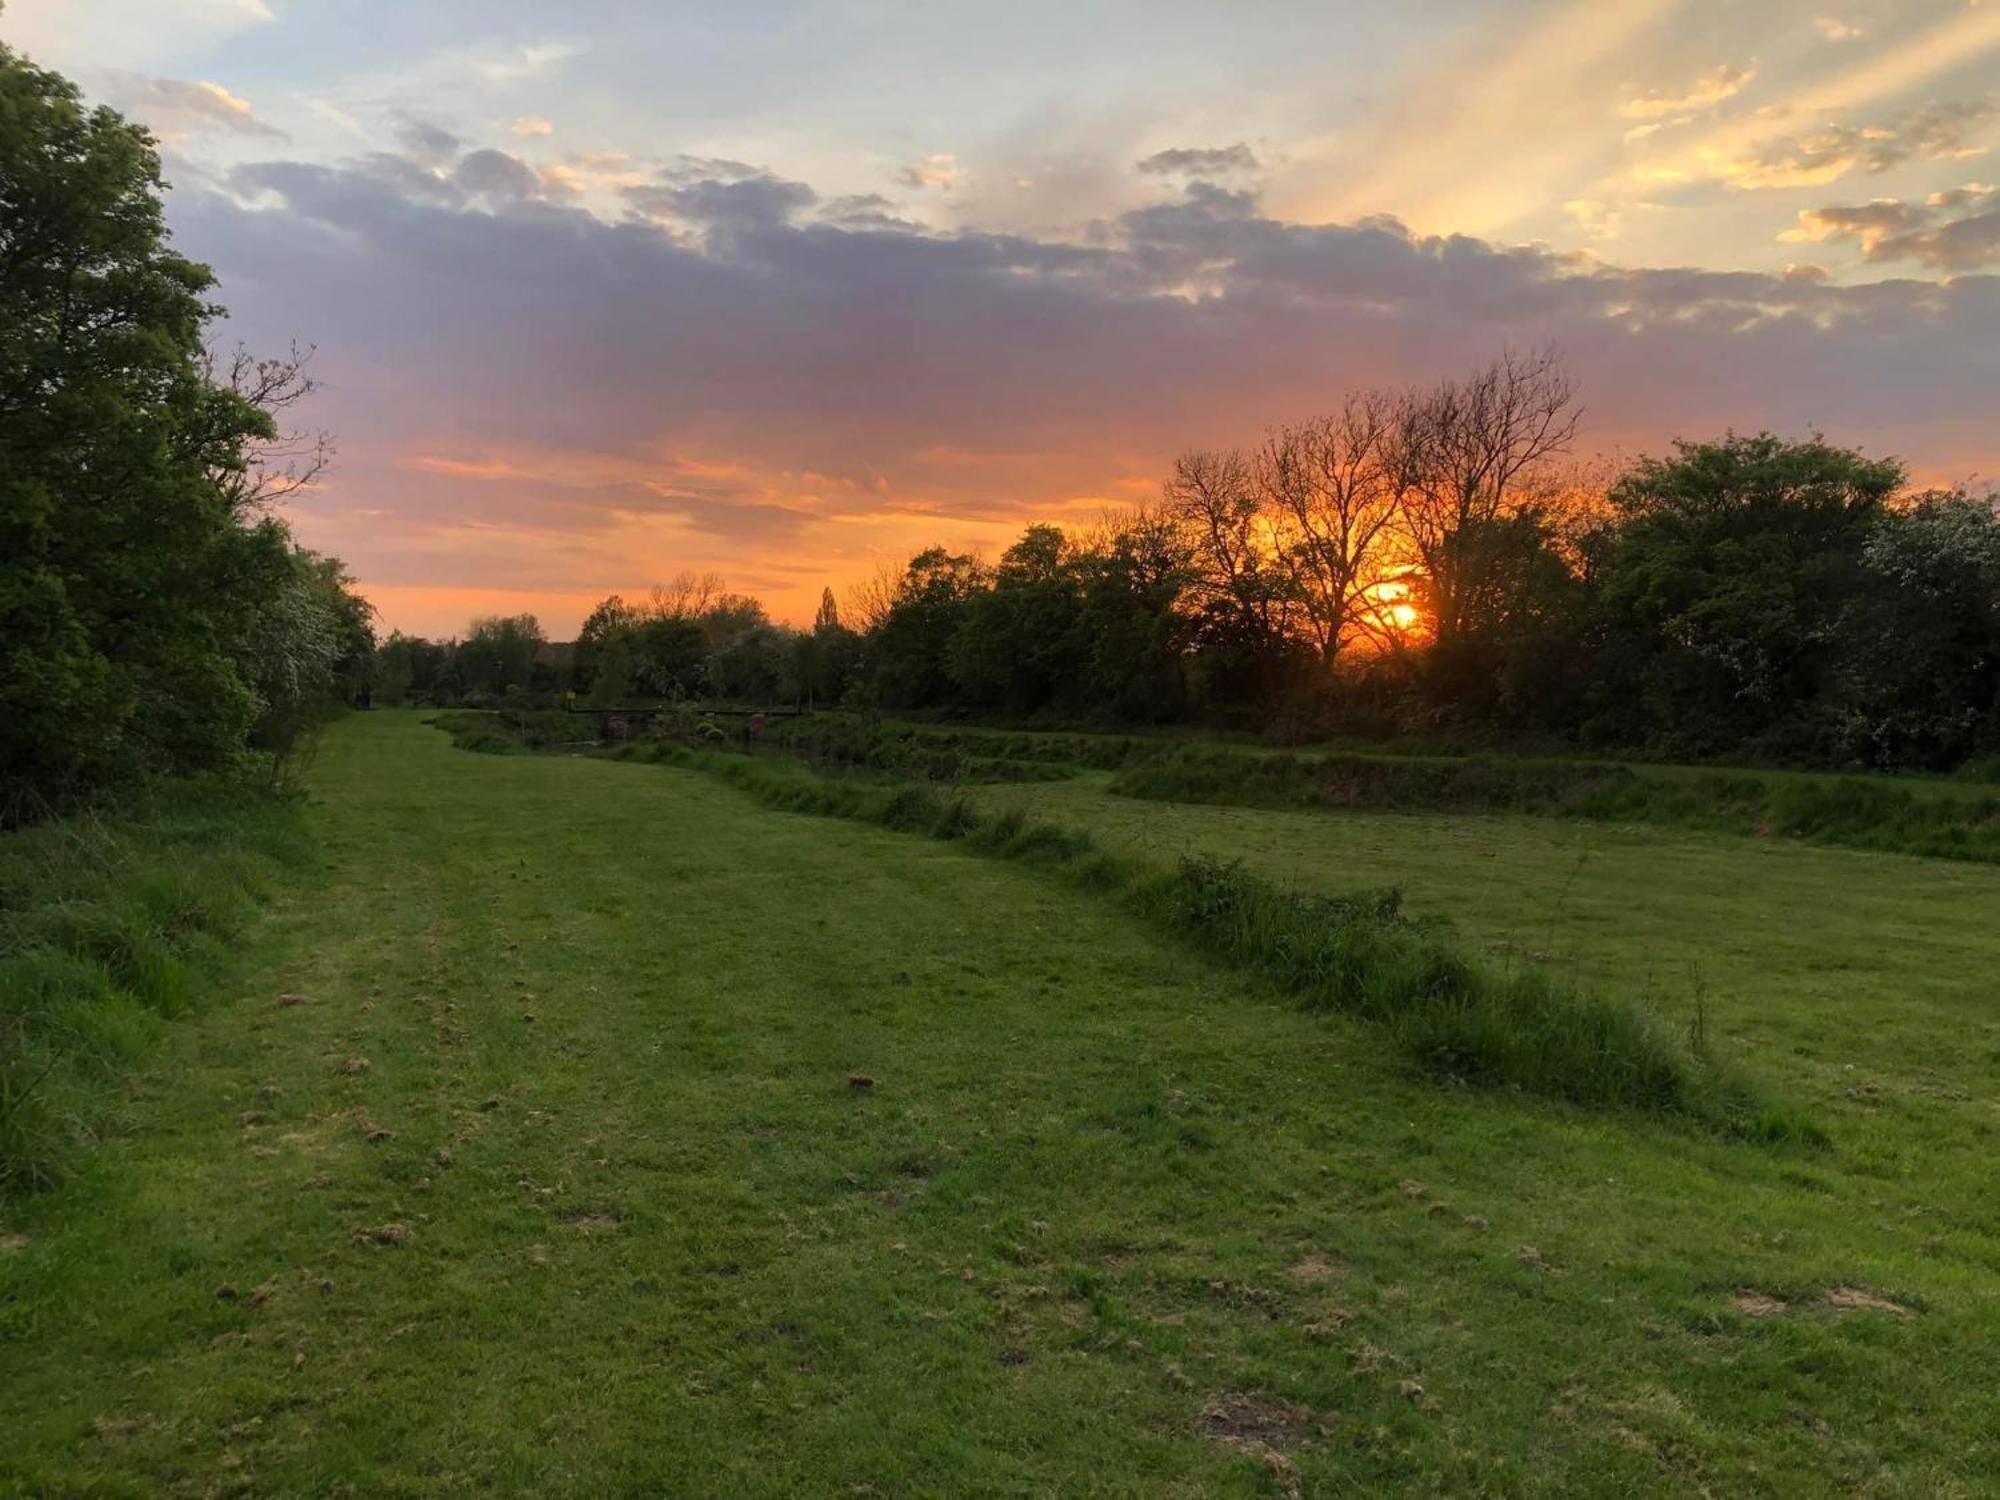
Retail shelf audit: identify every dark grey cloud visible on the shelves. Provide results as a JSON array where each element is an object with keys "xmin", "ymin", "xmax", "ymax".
[
  {"xmin": 1135, "ymin": 143, "xmax": 1260, "ymax": 179},
  {"xmin": 394, "ymin": 116, "xmax": 463, "ymax": 166},
  {"xmin": 622, "ymin": 166, "xmax": 818, "ymax": 235},
  {"xmin": 818, "ymin": 193, "xmax": 921, "ymax": 230},
  {"xmin": 454, "ymin": 148, "xmax": 542, "ymax": 200}
]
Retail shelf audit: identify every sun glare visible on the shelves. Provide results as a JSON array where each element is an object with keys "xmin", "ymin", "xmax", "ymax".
[{"xmin": 1360, "ymin": 573, "xmax": 1427, "ymax": 641}]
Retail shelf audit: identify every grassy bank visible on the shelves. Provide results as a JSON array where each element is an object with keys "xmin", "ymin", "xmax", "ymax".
[
  {"xmin": 438, "ymin": 713, "xmax": 1802, "ymax": 1138},
  {"xmin": 636, "ymin": 740, "xmax": 1807, "ymax": 1142},
  {"xmin": 0, "ymin": 785, "xmax": 309, "ymax": 1198},
  {"xmin": 1108, "ymin": 744, "xmax": 2000, "ymax": 863}
]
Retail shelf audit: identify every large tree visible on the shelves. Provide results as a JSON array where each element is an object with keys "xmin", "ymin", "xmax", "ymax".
[
  {"xmin": 1590, "ymin": 433, "xmax": 1904, "ymax": 755},
  {"xmin": 1, "ymin": 44, "xmax": 364, "ymax": 810}
]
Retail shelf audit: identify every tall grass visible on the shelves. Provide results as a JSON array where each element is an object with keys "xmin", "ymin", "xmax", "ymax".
[
  {"xmin": 565, "ymin": 738, "xmax": 1811, "ymax": 1143},
  {"xmin": 1110, "ymin": 746, "xmax": 2000, "ymax": 864},
  {"xmin": 0, "ymin": 788, "xmax": 307, "ymax": 1198}
]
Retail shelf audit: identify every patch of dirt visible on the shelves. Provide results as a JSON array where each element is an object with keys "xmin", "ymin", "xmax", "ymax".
[
  {"xmin": 1286, "ymin": 1254, "xmax": 1338, "ymax": 1284},
  {"xmin": 1825, "ymin": 1286, "xmax": 1910, "ymax": 1317},
  {"xmin": 275, "ymin": 992, "xmax": 315, "ymax": 1008},
  {"xmin": 571, "ymin": 1215, "xmax": 620, "ymax": 1236},
  {"xmin": 1730, "ymin": 1290, "xmax": 1788, "ymax": 1318},
  {"xmin": 848, "ymin": 1072, "xmax": 876, "ymax": 1090},
  {"xmin": 0, "ymin": 1233, "xmax": 30, "ymax": 1254},
  {"xmin": 1206, "ymin": 1278, "xmax": 1288, "ymax": 1319},
  {"xmin": 1516, "ymin": 1245, "xmax": 1564, "ymax": 1276},
  {"xmin": 338, "ymin": 1056, "xmax": 370, "ymax": 1075},
  {"xmin": 353, "ymin": 1223, "xmax": 411, "ymax": 1248},
  {"xmin": 1199, "ymin": 1392, "xmax": 1315, "ymax": 1451},
  {"xmin": 1198, "ymin": 1394, "xmax": 1316, "ymax": 1499}
]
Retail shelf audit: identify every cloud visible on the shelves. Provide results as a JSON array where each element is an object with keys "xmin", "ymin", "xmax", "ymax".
[
  {"xmin": 1722, "ymin": 98, "xmax": 1997, "ymax": 189},
  {"xmin": 511, "ymin": 116, "xmax": 555, "ymax": 138},
  {"xmin": 622, "ymin": 163, "xmax": 819, "ymax": 236},
  {"xmin": 475, "ymin": 41, "xmax": 582, "ymax": 84},
  {"xmin": 1621, "ymin": 65, "xmax": 1755, "ymax": 121},
  {"xmin": 1813, "ymin": 17, "xmax": 1863, "ymax": 43},
  {"xmin": 97, "ymin": 73, "xmax": 287, "ymax": 143},
  {"xmin": 394, "ymin": 116, "xmax": 463, "ymax": 166},
  {"xmin": 453, "ymin": 148, "xmax": 543, "ymax": 200},
  {"xmin": 893, "ymin": 154, "xmax": 961, "ymax": 191},
  {"xmin": 818, "ymin": 194, "xmax": 920, "ymax": 230},
  {"xmin": 171, "ymin": 150, "xmax": 2000, "ymax": 632},
  {"xmin": 1136, "ymin": 144, "xmax": 1260, "ymax": 179},
  {"xmin": 1564, "ymin": 198, "xmax": 1623, "ymax": 240},
  {"xmin": 1790, "ymin": 184, "xmax": 2000, "ymax": 269}
]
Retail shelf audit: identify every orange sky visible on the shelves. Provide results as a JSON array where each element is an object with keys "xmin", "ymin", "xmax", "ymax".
[{"xmin": 13, "ymin": 0, "xmax": 1997, "ymax": 638}]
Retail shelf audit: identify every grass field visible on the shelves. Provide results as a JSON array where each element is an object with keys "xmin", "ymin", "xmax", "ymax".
[{"xmin": 3, "ymin": 711, "xmax": 1996, "ymax": 1496}]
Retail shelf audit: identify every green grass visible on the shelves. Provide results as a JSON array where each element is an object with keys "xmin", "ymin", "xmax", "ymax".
[
  {"xmin": 2, "ymin": 711, "xmax": 1996, "ymax": 1495},
  {"xmin": 1108, "ymin": 745, "xmax": 2000, "ymax": 863},
  {"xmin": 0, "ymin": 785, "xmax": 309, "ymax": 1197},
  {"xmin": 612, "ymin": 743, "xmax": 1801, "ymax": 1139}
]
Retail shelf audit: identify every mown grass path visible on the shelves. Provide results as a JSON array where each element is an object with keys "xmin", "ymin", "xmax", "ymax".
[{"xmin": 2, "ymin": 713, "xmax": 1993, "ymax": 1496}]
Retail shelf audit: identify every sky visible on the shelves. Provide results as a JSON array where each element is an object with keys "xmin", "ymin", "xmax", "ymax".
[{"xmin": 6, "ymin": 0, "xmax": 2000, "ymax": 635}]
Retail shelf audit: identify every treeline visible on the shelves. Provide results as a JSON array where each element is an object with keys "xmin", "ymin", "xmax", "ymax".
[
  {"xmin": 391, "ymin": 353, "xmax": 1997, "ymax": 772},
  {"xmin": 373, "ymin": 574, "xmax": 860, "ymax": 709},
  {"xmin": 2, "ymin": 45, "xmax": 374, "ymax": 820},
  {"xmin": 836, "ymin": 353, "xmax": 1997, "ymax": 771}
]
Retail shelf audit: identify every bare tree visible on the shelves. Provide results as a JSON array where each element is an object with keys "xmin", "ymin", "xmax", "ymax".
[
  {"xmin": 201, "ymin": 342, "xmax": 334, "ymax": 514},
  {"xmin": 1258, "ymin": 392, "xmax": 1403, "ymax": 662},
  {"xmin": 1162, "ymin": 447, "xmax": 1293, "ymax": 642},
  {"xmin": 1392, "ymin": 347, "xmax": 1580, "ymax": 646},
  {"xmin": 843, "ymin": 559, "xmax": 903, "ymax": 634},
  {"xmin": 648, "ymin": 570, "xmax": 724, "ymax": 619}
]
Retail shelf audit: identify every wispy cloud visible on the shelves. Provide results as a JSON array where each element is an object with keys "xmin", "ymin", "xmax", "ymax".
[
  {"xmin": 1621, "ymin": 65, "xmax": 1755, "ymax": 120},
  {"xmin": 1714, "ymin": 97, "xmax": 1996, "ymax": 190},
  {"xmin": 893, "ymin": 153, "xmax": 961, "ymax": 191},
  {"xmin": 97, "ymin": 72, "xmax": 287, "ymax": 143},
  {"xmin": 1136, "ymin": 144, "xmax": 1259, "ymax": 179}
]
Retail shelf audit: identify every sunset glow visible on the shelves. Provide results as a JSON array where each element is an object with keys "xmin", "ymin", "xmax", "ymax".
[{"xmin": 7, "ymin": 0, "xmax": 1996, "ymax": 635}]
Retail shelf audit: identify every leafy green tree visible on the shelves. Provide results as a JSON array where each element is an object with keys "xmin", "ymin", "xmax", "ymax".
[
  {"xmin": 1078, "ymin": 508, "xmax": 1196, "ymax": 721},
  {"xmin": 630, "ymin": 613, "xmax": 708, "ymax": 697},
  {"xmin": 1590, "ymin": 434, "xmax": 1903, "ymax": 755},
  {"xmin": 573, "ymin": 594, "xmax": 641, "ymax": 693},
  {"xmin": 1, "ymin": 43, "xmax": 362, "ymax": 810},
  {"xmin": 950, "ymin": 526, "xmax": 1091, "ymax": 714},
  {"xmin": 457, "ymin": 615, "xmax": 545, "ymax": 696},
  {"xmin": 787, "ymin": 588, "xmax": 861, "ymax": 706},
  {"xmin": 1832, "ymin": 492, "xmax": 2000, "ymax": 767},
  {"xmin": 871, "ymin": 548, "xmax": 989, "ymax": 708}
]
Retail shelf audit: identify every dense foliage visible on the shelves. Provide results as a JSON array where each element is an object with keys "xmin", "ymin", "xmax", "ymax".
[{"xmin": 0, "ymin": 45, "xmax": 370, "ymax": 817}]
